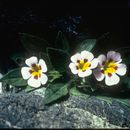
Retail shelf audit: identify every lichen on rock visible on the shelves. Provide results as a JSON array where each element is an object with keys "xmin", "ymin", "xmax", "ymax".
[{"xmin": 0, "ymin": 93, "xmax": 129, "ymax": 128}]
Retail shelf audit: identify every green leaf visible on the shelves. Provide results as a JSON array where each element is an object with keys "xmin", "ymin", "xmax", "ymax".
[
  {"xmin": 77, "ymin": 39, "xmax": 96, "ymax": 52},
  {"xmin": 19, "ymin": 33, "xmax": 49, "ymax": 53},
  {"xmin": 43, "ymin": 82, "xmax": 70, "ymax": 104},
  {"xmin": 25, "ymin": 85, "xmax": 34, "ymax": 92},
  {"xmin": 48, "ymin": 70, "xmax": 62, "ymax": 82},
  {"xmin": 69, "ymin": 86, "xmax": 90, "ymax": 98},
  {"xmin": 55, "ymin": 31, "xmax": 70, "ymax": 53},
  {"xmin": 47, "ymin": 47, "xmax": 70, "ymax": 73},
  {"xmin": 0, "ymin": 68, "xmax": 27, "ymax": 86}
]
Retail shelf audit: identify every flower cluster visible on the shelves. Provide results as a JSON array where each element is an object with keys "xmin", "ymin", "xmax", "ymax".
[
  {"xmin": 21, "ymin": 51, "xmax": 127, "ymax": 88},
  {"xmin": 69, "ymin": 50, "xmax": 127, "ymax": 86}
]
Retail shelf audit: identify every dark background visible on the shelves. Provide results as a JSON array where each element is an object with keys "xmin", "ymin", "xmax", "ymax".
[{"xmin": 0, "ymin": 0, "xmax": 130, "ymax": 73}]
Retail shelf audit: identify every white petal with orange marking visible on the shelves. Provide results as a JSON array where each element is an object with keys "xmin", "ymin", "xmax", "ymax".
[
  {"xmin": 93, "ymin": 68, "xmax": 105, "ymax": 81},
  {"xmin": 39, "ymin": 59, "xmax": 47, "ymax": 72},
  {"xmin": 78, "ymin": 69, "xmax": 92, "ymax": 77},
  {"xmin": 25, "ymin": 56, "xmax": 38, "ymax": 67},
  {"xmin": 71, "ymin": 53, "xmax": 81, "ymax": 63},
  {"xmin": 81, "ymin": 50, "xmax": 94, "ymax": 61},
  {"xmin": 28, "ymin": 76, "xmax": 41, "ymax": 88},
  {"xmin": 21, "ymin": 67, "xmax": 31, "ymax": 79},
  {"xmin": 105, "ymin": 73, "xmax": 120, "ymax": 86},
  {"xmin": 98, "ymin": 54, "xmax": 106, "ymax": 66}
]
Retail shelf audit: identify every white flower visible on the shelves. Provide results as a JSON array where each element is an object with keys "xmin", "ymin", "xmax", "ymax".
[
  {"xmin": 21, "ymin": 56, "xmax": 48, "ymax": 88},
  {"xmin": 69, "ymin": 50, "xmax": 98, "ymax": 77},
  {"xmin": 93, "ymin": 51, "xmax": 127, "ymax": 86}
]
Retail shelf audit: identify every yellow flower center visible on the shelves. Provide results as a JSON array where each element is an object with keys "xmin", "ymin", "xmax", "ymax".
[
  {"xmin": 76, "ymin": 59, "xmax": 91, "ymax": 72},
  {"xmin": 101, "ymin": 59, "xmax": 118, "ymax": 77},
  {"xmin": 29, "ymin": 64, "xmax": 42, "ymax": 79}
]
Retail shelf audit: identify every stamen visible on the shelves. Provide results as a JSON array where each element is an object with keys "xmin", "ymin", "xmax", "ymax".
[
  {"xmin": 84, "ymin": 59, "xmax": 88, "ymax": 63},
  {"xmin": 108, "ymin": 59, "xmax": 113, "ymax": 62},
  {"xmin": 39, "ymin": 74, "xmax": 41, "ymax": 78},
  {"xmin": 101, "ymin": 70, "xmax": 104, "ymax": 74},
  {"xmin": 114, "ymin": 66, "xmax": 118, "ymax": 70},
  {"xmin": 34, "ymin": 75, "xmax": 38, "ymax": 79},
  {"xmin": 76, "ymin": 66, "xmax": 79, "ymax": 70},
  {"xmin": 29, "ymin": 70, "xmax": 34, "ymax": 74},
  {"xmin": 32, "ymin": 63, "xmax": 36, "ymax": 67},
  {"xmin": 39, "ymin": 65, "xmax": 42, "ymax": 70},
  {"xmin": 108, "ymin": 73, "xmax": 112, "ymax": 77},
  {"xmin": 77, "ymin": 60, "xmax": 80, "ymax": 63},
  {"xmin": 102, "ymin": 61, "xmax": 105, "ymax": 65}
]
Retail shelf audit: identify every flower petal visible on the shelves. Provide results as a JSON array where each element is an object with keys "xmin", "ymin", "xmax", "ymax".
[
  {"xmin": 28, "ymin": 76, "xmax": 41, "ymax": 88},
  {"xmin": 69, "ymin": 63, "xmax": 75, "ymax": 69},
  {"xmin": 71, "ymin": 69, "xmax": 78, "ymax": 75},
  {"xmin": 70, "ymin": 66, "xmax": 78, "ymax": 74},
  {"xmin": 107, "ymin": 51, "xmax": 121, "ymax": 62},
  {"xmin": 98, "ymin": 54, "xmax": 106, "ymax": 66},
  {"xmin": 78, "ymin": 69, "xmax": 92, "ymax": 77},
  {"xmin": 39, "ymin": 59, "xmax": 47, "ymax": 73},
  {"xmin": 81, "ymin": 50, "xmax": 94, "ymax": 61},
  {"xmin": 21, "ymin": 67, "xmax": 31, "ymax": 79},
  {"xmin": 105, "ymin": 73, "xmax": 120, "ymax": 86},
  {"xmin": 40, "ymin": 73, "xmax": 48, "ymax": 85},
  {"xmin": 90, "ymin": 58, "xmax": 98, "ymax": 69},
  {"xmin": 93, "ymin": 68, "xmax": 105, "ymax": 81},
  {"xmin": 116, "ymin": 63, "xmax": 127, "ymax": 76},
  {"xmin": 117, "ymin": 59, "xmax": 122, "ymax": 63},
  {"xmin": 25, "ymin": 56, "xmax": 38, "ymax": 67},
  {"xmin": 69, "ymin": 62, "xmax": 79, "ymax": 74},
  {"xmin": 71, "ymin": 53, "xmax": 81, "ymax": 63}
]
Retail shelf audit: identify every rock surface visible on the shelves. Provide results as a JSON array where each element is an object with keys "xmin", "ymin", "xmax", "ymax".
[{"xmin": 0, "ymin": 92, "xmax": 130, "ymax": 128}]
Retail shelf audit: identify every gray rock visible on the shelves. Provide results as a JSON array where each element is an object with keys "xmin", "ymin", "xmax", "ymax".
[{"xmin": 0, "ymin": 93, "xmax": 129, "ymax": 128}]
